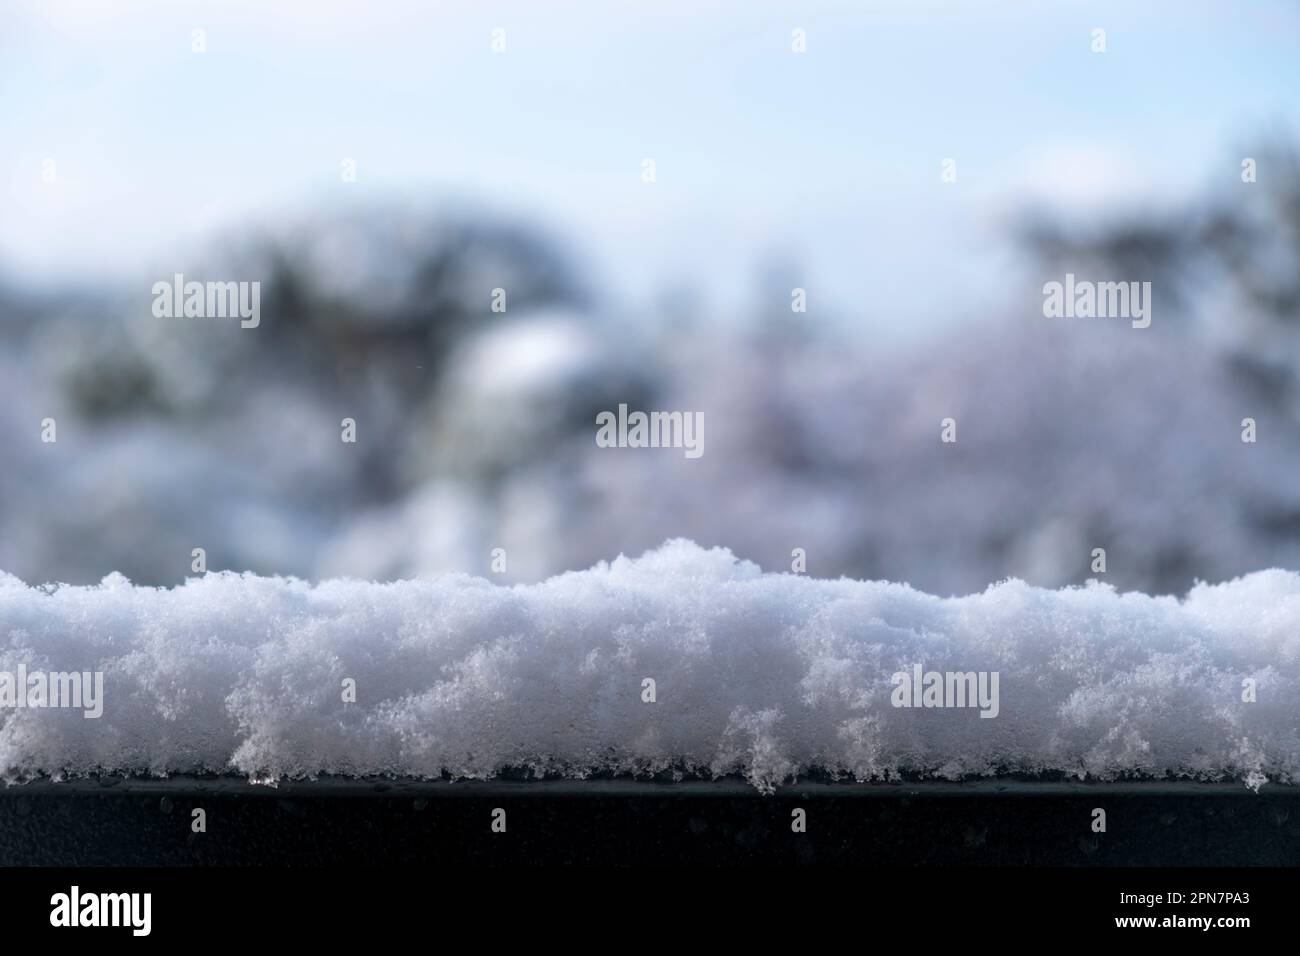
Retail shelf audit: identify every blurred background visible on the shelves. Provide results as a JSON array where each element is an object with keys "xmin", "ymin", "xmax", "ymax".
[{"xmin": 3, "ymin": 0, "xmax": 1300, "ymax": 595}]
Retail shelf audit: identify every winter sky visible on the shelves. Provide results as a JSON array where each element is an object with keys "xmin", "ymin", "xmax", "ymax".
[{"xmin": 4, "ymin": 0, "xmax": 1300, "ymax": 333}]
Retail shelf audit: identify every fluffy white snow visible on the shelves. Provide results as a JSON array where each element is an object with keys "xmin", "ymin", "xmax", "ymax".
[{"xmin": 1, "ymin": 539, "xmax": 1295, "ymax": 791}]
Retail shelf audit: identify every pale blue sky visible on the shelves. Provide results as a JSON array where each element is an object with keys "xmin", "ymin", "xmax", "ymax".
[{"xmin": 4, "ymin": 0, "xmax": 1299, "ymax": 332}]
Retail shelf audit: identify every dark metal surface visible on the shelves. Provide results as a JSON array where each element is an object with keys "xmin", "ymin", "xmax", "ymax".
[{"xmin": 1, "ymin": 776, "xmax": 1296, "ymax": 866}]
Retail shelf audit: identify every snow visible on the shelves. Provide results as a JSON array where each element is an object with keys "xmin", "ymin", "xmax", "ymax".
[{"xmin": 1, "ymin": 539, "xmax": 1295, "ymax": 791}]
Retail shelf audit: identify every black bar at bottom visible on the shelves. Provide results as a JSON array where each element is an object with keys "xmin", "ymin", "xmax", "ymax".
[{"xmin": 0, "ymin": 866, "xmax": 1282, "ymax": 941}]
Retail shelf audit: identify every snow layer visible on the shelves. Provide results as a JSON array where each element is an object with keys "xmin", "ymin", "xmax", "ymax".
[{"xmin": 1, "ymin": 539, "xmax": 1296, "ymax": 791}]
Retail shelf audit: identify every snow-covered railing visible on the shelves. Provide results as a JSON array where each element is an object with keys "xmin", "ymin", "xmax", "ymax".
[{"xmin": 0, "ymin": 539, "xmax": 1295, "ymax": 791}]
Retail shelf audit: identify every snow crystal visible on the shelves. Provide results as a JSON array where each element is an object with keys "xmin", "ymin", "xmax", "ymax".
[{"xmin": 1, "ymin": 539, "xmax": 1296, "ymax": 791}]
